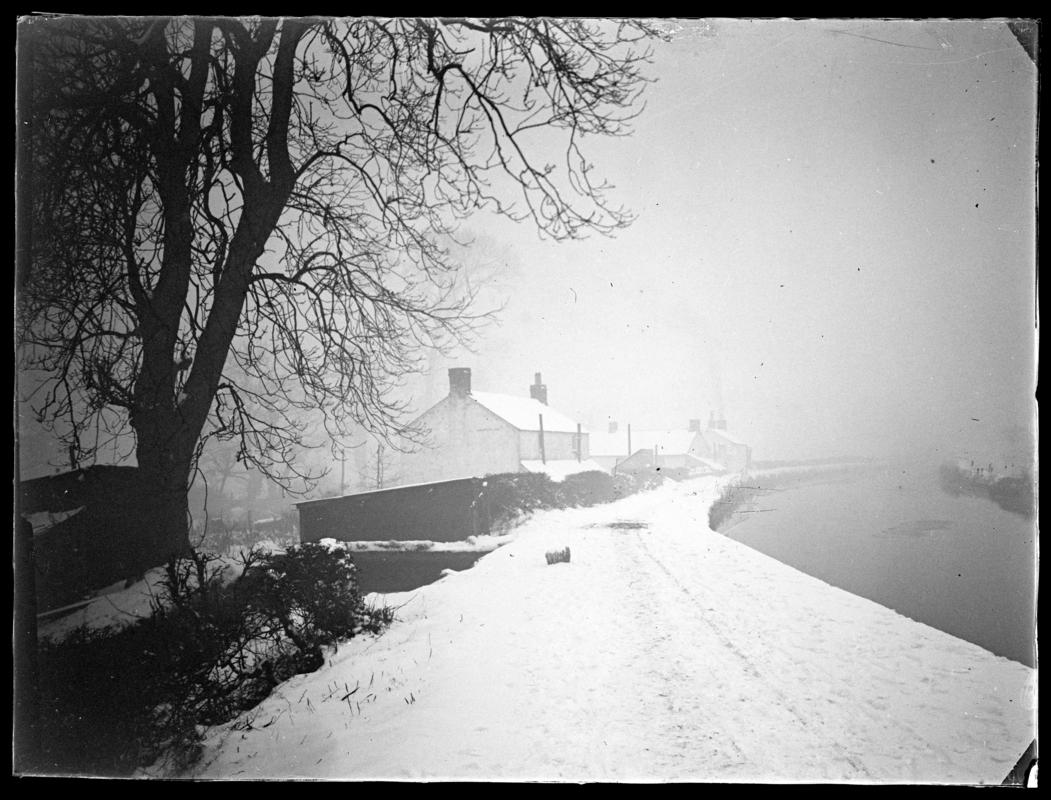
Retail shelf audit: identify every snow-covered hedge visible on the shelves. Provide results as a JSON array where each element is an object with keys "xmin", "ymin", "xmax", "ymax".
[{"xmin": 481, "ymin": 469, "xmax": 664, "ymax": 532}]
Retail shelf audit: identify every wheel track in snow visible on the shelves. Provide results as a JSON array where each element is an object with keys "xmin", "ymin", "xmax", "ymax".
[
  {"xmin": 628, "ymin": 527, "xmax": 874, "ymax": 780},
  {"xmin": 628, "ymin": 490, "xmax": 974, "ymax": 780},
  {"xmin": 604, "ymin": 527, "xmax": 753, "ymax": 778}
]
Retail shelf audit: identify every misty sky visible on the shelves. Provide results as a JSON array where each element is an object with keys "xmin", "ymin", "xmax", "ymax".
[
  {"xmin": 18, "ymin": 19, "xmax": 1038, "ymax": 477},
  {"xmin": 413, "ymin": 19, "xmax": 1037, "ymax": 463}
]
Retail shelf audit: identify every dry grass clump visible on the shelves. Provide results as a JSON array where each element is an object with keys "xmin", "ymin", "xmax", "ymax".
[{"xmin": 545, "ymin": 547, "xmax": 571, "ymax": 565}]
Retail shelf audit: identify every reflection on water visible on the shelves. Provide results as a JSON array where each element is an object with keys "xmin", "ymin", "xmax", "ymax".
[
  {"xmin": 876, "ymin": 519, "xmax": 954, "ymax": 539},
  {"xmin": 720, "ymin": 463, "xmax": 1037, "ymax": 668}
]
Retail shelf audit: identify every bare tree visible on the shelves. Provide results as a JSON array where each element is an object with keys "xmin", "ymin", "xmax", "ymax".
[{"xmin": 17, "ymin": 16, "xmax": 661, "ymax": 559}]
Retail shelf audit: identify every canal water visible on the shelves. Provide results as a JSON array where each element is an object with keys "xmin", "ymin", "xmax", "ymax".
[{"xmin": 717, "ymin": 463, "xmax": 1037, "ymax": 668}]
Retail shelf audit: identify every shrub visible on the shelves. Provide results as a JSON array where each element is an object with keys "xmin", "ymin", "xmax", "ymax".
[
  {"xmin": 479, "ymin": 472, "xmax": 559, "ymax": 530},
  {"xmin": 558, "ymin": 471, "xmax": 615, "ymax": 507},
  {"xmin": 235, "ymin": 542, "xmax": 379, "ymax": 650},
  {"xmin": 480, "ymin": 469, "xmax": 662, "ymax": 530},
  {"xmin": 31, "ymin": 542, "xmax": 392, "ymax": 776}
]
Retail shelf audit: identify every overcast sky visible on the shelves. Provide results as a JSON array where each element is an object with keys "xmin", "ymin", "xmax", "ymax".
[{"xmin": 411, "ymin": 18, "xmax": 1037, "ymax": 463}]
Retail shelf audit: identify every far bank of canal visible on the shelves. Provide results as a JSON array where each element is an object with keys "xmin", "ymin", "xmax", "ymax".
[{"xmin": 714, "ymin": 462, "xmax": 1036, "ymax": 668}]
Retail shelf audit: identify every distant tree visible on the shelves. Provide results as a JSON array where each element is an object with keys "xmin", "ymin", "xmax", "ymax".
[{"xmin": 17, "ymin": 16, "xmax": 661, "ymax": 559}]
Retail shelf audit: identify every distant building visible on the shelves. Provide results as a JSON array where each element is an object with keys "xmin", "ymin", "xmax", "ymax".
[
  {"xmin": 590, "ymin": 420, "xmax": 720, "ymax": 474},
  {"xmin": 397, "ymin": 369, "xmax": 602, "ymax": 485},
  {"xmin": 589, "ymin": 416, "xmax": 750, "ymax": 475},
  {"xmin": 704, "ymin": 412, "xmax": 752, "ymax": 473}
]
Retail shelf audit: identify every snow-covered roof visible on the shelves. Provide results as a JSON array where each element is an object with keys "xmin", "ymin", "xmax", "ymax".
[
  {"xmin": 519, "ymin": 459, "xmax": 608, "ymax": 481},
  {"xmin": 686, "ymin": 455, "xmax": 726, "ymax": 472},
  {"xmin": 296, "ymin": 476, "xmax": 481, "ymax": 506},
  {"xmin": 25, "ymin": 507, "xmax": 84, "ymax": 534},
  {"xmin": 705, "ymin": 428, "xmax": 747, "ymax": 446},
  {"xmin": 592, "ymin": 429, "xmax": 708, "ymax": 458},
  {"xmin": 471, "ymin": 391, "xmax": 581, "ymax": 433},
  {"xmin": 634, "ymin": 430, "xmax": 705, "ymax": 455},
  {"xmin": 587, "ymin": 431, "xmax": 634, "ymax": 457}
]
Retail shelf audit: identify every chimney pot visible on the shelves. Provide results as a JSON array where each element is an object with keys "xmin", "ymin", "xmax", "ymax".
[
  {"xmin": 529, "ymin": 372, "xmax": 548, "ymax": 405},
  {"xmin": 609, "ymin": 421, "xmax": 619, "ymax": 434},
  {"xmin": 449, "ymin": 367, "xmax": 472, "ymax": 396}
]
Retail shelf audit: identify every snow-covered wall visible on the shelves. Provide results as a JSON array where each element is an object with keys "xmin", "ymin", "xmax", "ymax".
[{"xmin": 518, "ymin": 428, "xmax": 585, "ymax": 461}]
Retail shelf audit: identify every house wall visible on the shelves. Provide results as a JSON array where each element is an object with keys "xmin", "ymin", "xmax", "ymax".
[
  {"xmin": 709, "ymin": 440, "xmax": 751, "ymax": 472},
  {"xmin": 686, "ymin": 432, "xmax": 714, "ymax": 460},
  {"xmin": 398, "ymin": 395, "xmax": 521, "ymax": 485},
  {"xmin": 518, "ymin": 429, "xmax": 588, "ymax": 461}
]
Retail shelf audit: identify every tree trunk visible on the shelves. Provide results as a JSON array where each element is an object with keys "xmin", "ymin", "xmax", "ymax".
[{"xmin": 131, "ymin": 415, "xmax": 196, "ymax": 568}]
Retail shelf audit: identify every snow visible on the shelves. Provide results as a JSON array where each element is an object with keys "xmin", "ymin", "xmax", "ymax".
[
  {"xmin": 705, "ymin": 427, "xmax": 747, "ymax": 446},
  {"xmin": 471, "ymin": 391, "xmax": 581, "ymax": 433},
  {"xmin": 343, "ymin": 535, "xmax": 511, "ymax": 553},
  {"xmin": 167, "ymin": 476, "xmax": 1035, "ymax": 783},
  {"xmin": 25, "ymin": 506, "xmax": 84, "ymax": 533},
  {"xmin": 519, "ymin": 458, "xmax": 608, "ymax": 480},
  {"xmin": 686, "ymin": 454, "xmax": 726, "ymax": 472},
  {"xmin": 38, "ymin": 553, "xmax": 253, "ymax": 643},
  {"xmin": 38, "ymin": 564, "xmax": 174, "ymax": 643}
]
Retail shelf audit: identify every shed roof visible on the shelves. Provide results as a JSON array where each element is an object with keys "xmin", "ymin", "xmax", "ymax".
[{"xmin": 471, "ymin": 391, "xmax": 581, "ymax": 433}]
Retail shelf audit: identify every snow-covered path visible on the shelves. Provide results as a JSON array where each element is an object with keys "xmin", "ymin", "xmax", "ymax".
[{"xmin": 183, "ymin": 478, "xmax": 1035, "ymax": 783}]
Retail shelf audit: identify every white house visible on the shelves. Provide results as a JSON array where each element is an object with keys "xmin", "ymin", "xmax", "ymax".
[
  {"xmin": 397, "ymin": 369, "xmax": 603, "ymax": 485},
  {"xmin": 704, "ymin": 412, "xmax": 752, "ymax": 472}
]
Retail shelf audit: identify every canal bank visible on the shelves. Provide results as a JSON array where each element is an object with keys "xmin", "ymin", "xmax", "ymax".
[
  {"xmin": 712, "ymin": 462, "xmax": 1037, "ymax": 668},
  {"xmin": 179, "ymin": 476, "xmax": 1036, "ymax": 783}
]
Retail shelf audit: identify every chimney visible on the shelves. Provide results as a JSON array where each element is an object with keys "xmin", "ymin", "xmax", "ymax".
[
  {"xmin": 688, "ymin": 419, "xmax": 701, "ymax": 433},
  {"xmin": 449, "ymin": 367, "xmax": 472, "ymax": 397},
  {"xmin": 608, "ymin": 421, "xmax": 619, "ymax": 434},
  {"xmin": 529, "ymin": 372, "xmax": 548, "ymax": 405},
  {"xmin": 708, "ymin": 411, "xmax": 717, "ymax": 429}
]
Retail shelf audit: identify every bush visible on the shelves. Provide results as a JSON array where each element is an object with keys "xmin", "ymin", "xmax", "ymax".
[
  {"xmin": 477, "ymin": 469, "xmax": 665, "ymax": 533},
  {"xmin": 32, "ymin": 542, "xmax": 392, "ymax": 776},
  {"xmin": 479, "ymin": 472, "xmax": 559, "ymax": 531},
  {"xmin": 558, "ymin": 471, "xmax": 616, "ymax": 507}
]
